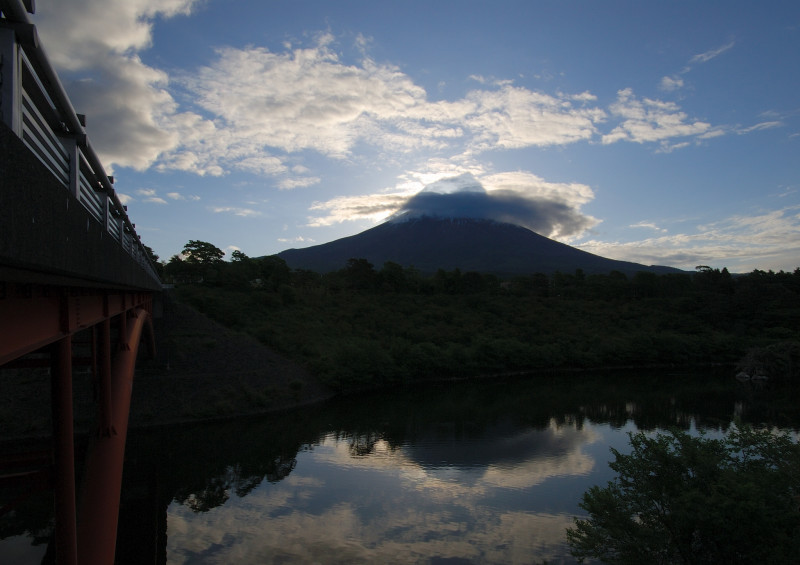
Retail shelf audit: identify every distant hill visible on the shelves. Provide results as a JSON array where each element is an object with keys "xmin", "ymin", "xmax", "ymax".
[{"xmin": 278, "ymin": 216, "xmax": 683, "ymax": 276}]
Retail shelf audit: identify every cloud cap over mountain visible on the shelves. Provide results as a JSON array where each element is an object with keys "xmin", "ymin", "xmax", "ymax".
[{"xmin": 389, "ymin": 173, "xmax": 597, "ymax": 239}]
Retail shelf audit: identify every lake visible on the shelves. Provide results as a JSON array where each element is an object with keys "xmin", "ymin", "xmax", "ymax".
[{"xmin": 3, "ymin": 370, "xmax": 799, "ymax": 564}]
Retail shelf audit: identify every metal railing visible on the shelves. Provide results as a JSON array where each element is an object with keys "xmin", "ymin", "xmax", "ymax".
[{"xmin": 0, "ymin": 0, "xmax": 160, "ymax": 283}]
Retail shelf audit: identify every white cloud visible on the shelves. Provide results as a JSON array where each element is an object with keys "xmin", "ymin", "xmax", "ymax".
[
  {"xmin": 236, "ymin": 155, "xmax": 290, "ymax": 177},
  {"xmin": 462, "ymin": 86, "xmax": 605, "ymax": 150},
  {"xmin": 179, "ymin": 40, "xmax": 428, "ymax": 158},
  {"xmin": 154, "ymin": 113, "xmax": 228, "ymax": 176},
  {"xmin": 125, "ymin": 38, "xmax": 628, "ymax": 175},
  {"xmin": 136, "ymin": 188, "xmax": 167, "ymax": 204},
  {"xmin": 36, "ymin": 0, "xmax": 196, "ymax": 68},
  {"xmin": 579, "ymin": 206, "xmax": 800, "ymax": 271},
  {"xmin": 698, "ymin": 129, "xmax": 727, "ymax": 140},
  {"xmin": 483, "ymin": 171, "xmax": 595, "ymax": 206},
  {"xmin": 61, "ymin": 57, "xmax": 181, "ymax": 172},
  {"xmin": 630, "ymin": 221, "xmax": 668, "ymax": 233},
  {"xmin": 34, "ymin": 4, "xmax": 725, "ymax": 186},
  {"xmin": 166, "ymin": 192, "xmax": 201, "ymax": 201},
  {"xmin": 209, "ymin": 206, "xmax": 262, "ymax": 217},
  {"xmin": 277, "ymin": 236, "xmax": 316, "ymax": 244},
  {"xmin": 33, "ymin": 0, "xmax": 201, "ymax": 171},
  {"xmin": 602, "ymin": 88, "xmax": 711, "ymax": 147},
  {"xmin": 571, "ymin": 91, "xmax": 598, "ymax": 102},
  {"xmin": 278, "ymin": 177, "xmax": 322, "ymax": 190},
  {"xmin": 659, "ymin": 75, "xmax": 684, "ymax": 92},
  {"xmin": 308, "ymin": 193, "xmax": 411, "ymax": 226},
  {"xmin": 656, "ymin": 141, "xmax": 692, "ymax": 154},
  {"xmin": 689, "ymin": 40, "xmax": 735, "ymax": 64},
  {"xmin": 738, "ymin": 121, "xmax": 783, "ymax": 134},
  {"xmin": 117, "ymin": 192, "xmax": 133, "ymax": 205}
]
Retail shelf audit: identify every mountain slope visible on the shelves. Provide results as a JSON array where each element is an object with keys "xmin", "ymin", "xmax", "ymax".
[{"xmin": 278, "ymin": 217, "xmax": 682, "ymax": 275}]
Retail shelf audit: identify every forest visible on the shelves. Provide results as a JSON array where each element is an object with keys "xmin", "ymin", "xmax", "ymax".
[{"xmin": 154, "ymin": 240, "xmax": 800, "ymax": 392}]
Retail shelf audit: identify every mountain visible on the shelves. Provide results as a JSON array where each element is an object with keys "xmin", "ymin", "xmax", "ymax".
[{"xmin": 278, "ymin": 216, "xmax": 683, "ymax": 276}]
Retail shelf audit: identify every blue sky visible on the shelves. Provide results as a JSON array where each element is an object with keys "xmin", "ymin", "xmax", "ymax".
[{"xmin": 32, "ymin": 0, "xmax": 800, "ymax": 272}]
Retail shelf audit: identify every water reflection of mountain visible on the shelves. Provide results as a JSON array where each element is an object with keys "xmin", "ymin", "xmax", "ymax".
[
  {"xmin": 111, "ymin": 370, "xmax": 760, "ymax": 564},
  {"xmin": 403, "ymin": 422, "xmax": 587, "ymax": 470},
  {"xmin": 6, "ymin": 370, "xmax": 798, "ymax": 564}
]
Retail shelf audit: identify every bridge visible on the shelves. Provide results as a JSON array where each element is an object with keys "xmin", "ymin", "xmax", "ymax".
[{"xmin": 1, "ymin": 1, "xmax": 163, "ymax": 563}]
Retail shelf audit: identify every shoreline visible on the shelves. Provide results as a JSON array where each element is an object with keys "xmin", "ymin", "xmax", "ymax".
[
  {"xmin": 0, "ymin": 292, "xmax": 737, "ymax": 447},
  {"xmin": 0, "ymin": 292, "xmax": 335, "ymax": 446}
]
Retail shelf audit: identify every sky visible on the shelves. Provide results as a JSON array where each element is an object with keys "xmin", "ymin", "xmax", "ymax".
[{"xmin": 30, "ymin": 0, "xmax": 800, "ymax": 272}]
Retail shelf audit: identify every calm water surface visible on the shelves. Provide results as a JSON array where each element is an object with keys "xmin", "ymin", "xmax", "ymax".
[{"xmin": 3, "ymin": 371, "xmax": 799, "ymax": 564}]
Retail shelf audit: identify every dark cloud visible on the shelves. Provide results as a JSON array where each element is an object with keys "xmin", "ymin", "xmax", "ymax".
[{"xmin": 391, "ymin": 178, "xmax": 595, "ymax": 238}]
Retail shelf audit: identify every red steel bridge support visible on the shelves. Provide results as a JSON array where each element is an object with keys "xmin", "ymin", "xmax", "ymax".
[
  {"xmin": 1, "ymin": 1, "xmax": 162, "ymax": 561},
  {"xmin": 0, "ymin": 286, "xmax": 156, "ymax": 564}
]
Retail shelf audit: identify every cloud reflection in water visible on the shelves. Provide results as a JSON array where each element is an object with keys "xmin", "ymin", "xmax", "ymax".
[{"xmin": 166, "ymin": 419, "xmax": 600, "ymax": 564}]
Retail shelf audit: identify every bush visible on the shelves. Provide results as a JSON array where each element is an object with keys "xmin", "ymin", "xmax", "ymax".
[
  {"xmin": 737, "ymin": 341, "xmax": 800, "ymax": 382},
  {"xmin": 567, "ymin": 427, "xmax": 800, "ymax": 564}
]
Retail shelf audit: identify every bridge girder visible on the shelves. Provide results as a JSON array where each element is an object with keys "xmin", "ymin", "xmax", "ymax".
[
  {"xmin": 0, "ymin": 282, "xmax": 153, "ymax": 366},
  {"xmin": 1, "ymin": 284, "xmax": 156, "ymax": 565}
]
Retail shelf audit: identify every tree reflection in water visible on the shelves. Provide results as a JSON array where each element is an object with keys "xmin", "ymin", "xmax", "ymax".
[{"xmin": 2, "ymin": 370, "xmax": 798, "ymax": 564}]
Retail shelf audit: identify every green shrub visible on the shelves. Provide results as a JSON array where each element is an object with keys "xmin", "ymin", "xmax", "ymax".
[{"xmin": 567, "ymin": 427, "xmax": 800, "ymax": 564}]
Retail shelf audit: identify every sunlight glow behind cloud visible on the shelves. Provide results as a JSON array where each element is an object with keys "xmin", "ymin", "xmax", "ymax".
[{"xmin": 310, "ymin": 172, "xmax": 599, "ymax": 241}]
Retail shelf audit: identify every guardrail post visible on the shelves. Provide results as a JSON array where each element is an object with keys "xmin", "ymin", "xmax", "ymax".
[
  {"xmin": 63, "ymin": 136, "xmax": 80, "ymax": 200},
  {"xmin": 0, "ymin": 26, "xmax": 22, "ymax": 135},
  {"xmin": 102, "ymin": 190, "xmax": 111, "ymax": 234}
]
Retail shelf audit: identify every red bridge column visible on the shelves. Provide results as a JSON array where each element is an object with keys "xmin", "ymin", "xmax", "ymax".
[
  {"xmin": 77, "ymin": 307, "xmax": 151, "ymax": 565},
  {"xmin": 51, "ymin": 335, "xmax": 78, "ymax": 565}
]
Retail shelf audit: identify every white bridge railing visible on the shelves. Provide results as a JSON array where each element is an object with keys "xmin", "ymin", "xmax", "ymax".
[{"xmin": 0, "ymin": 0, "xmax": 160, "ymax": 282}]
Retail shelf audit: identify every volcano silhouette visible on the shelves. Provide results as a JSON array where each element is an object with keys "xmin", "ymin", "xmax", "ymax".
[{"xmin": 277, "ymin": 216, "xmax": 681, "ymax": 276}]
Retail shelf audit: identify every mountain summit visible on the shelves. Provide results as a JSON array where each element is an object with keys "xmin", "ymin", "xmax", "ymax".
[
  {"xmin": 277, "ymin": 216, "xmax": 681, "ymax": 276},
  {"xmin": 279, "ymin": 174, "xmax": 681, "ymax": 275}
]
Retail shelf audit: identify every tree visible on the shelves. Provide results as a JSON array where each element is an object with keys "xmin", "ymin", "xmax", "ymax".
[
  {"xmin": 693, "ymin": 265, "xmax": 734, "ymax": 294},
  {"xmin": 566, "ymin": 427, "xmax": 800, "ymax": 564},
  {"xmin": 182, "ymin": 240, "xmax": 225, "ymax": 264},
  {"xmin": 142, "ymin": 244, "xmax": 164, "ymax": 277},
  {"xmin": 164, "ymin": 254, "xmax": 192, "ymax": 282},
  {"xmin": 342, "ymin": 258, "xmax": 377, "ymax": 291},
  {"xmin": 230, "ymin": 249, "xmax": 249, "ymax": 262},
  {"xmin": 142, "ymin": 244, "xmax": 159, "ymax": 264},
  {"xmin": 257, "ymin": 256, "xmax": 291, "ymax": 290},
  {"xmin": 632, "ymin": 270, "xmax": 658, "ymax": 298},
  {"xmin": 378, "ymin": 261, "xmax": 406, "ymax": 292}
]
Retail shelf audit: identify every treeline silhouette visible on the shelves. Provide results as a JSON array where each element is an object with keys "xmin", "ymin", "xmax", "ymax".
[{"xmin": 160, "ymin": 243, "xmax": 800, "ymax": 391}]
